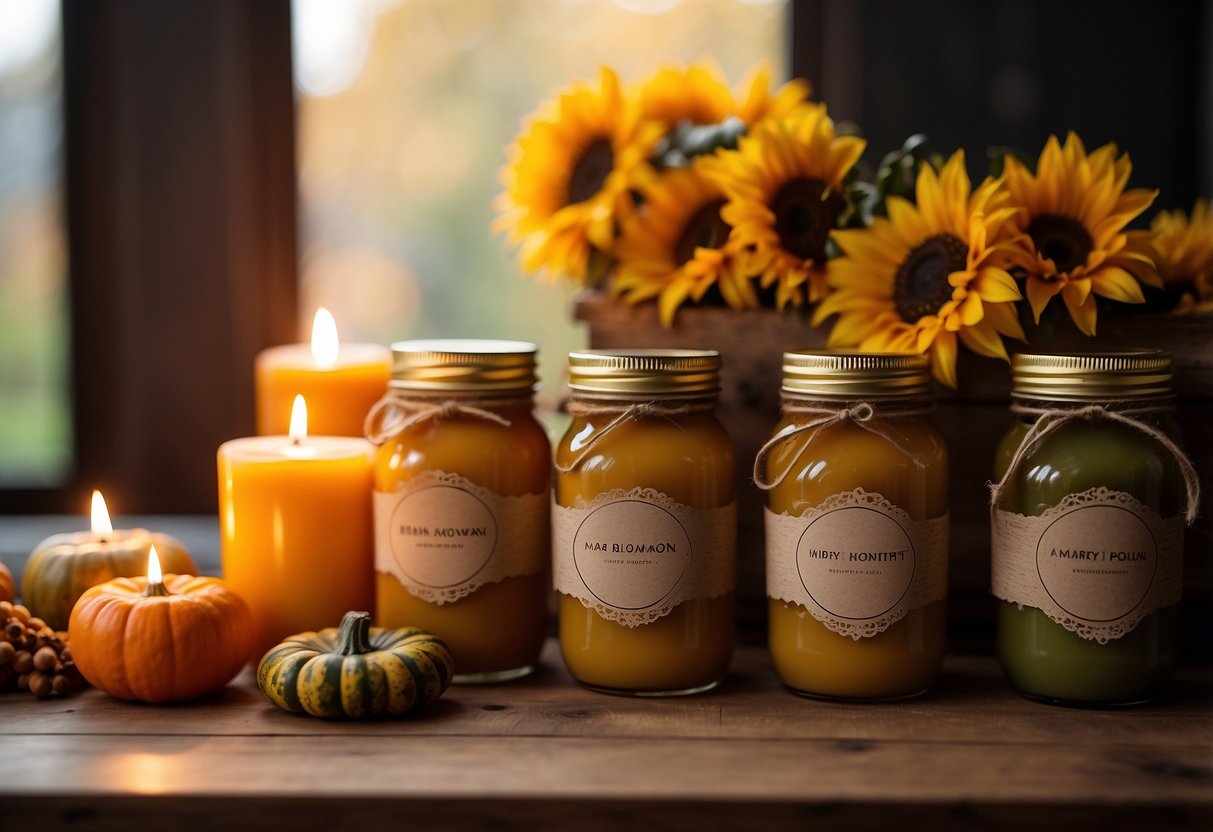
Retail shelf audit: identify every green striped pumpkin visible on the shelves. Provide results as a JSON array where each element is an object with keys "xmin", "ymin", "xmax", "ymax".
[{"xmin": 257, "ymin": 611, "xmax": 454, "ymax": 718}]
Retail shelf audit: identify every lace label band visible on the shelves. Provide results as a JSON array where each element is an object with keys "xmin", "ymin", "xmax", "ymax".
[
  {"xmin": 991, "ymin": 487, "xmax": 1183, "ymax": 643},
  {"xmin": 765, "ymin": 488, "xmax": 948, "ymax": 640},
  {"xmin": 374, "ymin": 471, "xmax": 548, "ymax": 605},
  {"xmin": 552, "ymin": 488, "xmax": 736, "ymax": 628}
]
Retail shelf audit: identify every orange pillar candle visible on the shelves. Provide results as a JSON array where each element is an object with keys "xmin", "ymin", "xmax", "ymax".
[
  {"xmin": 218, "ymin": 395, "xmax": 374, "ymax": 658},
  {"xmin": 255, "ymin": 308, "xmax": 391, "ymax": 436}
]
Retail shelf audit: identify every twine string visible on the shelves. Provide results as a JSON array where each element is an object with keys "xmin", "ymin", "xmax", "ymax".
[
  {"xmin": 364, "ymin": 393, "xmax": 517, "ymax": 445},
  {"xmin": 752, "ymin": 399, "xmax": 933, "ymax": 491},
  {"xmin": 555, "ymin": 399, "xmax": 713, "ymax": 474},
  {"xmin": 988, "ymin": 402, "xmax": 1201, "ymax": 524}
]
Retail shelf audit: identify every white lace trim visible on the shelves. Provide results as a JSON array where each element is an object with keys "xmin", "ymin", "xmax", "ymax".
[
  {"xmin": 992, "ymin": 487, "xmax": 1183, "ymax": 643},
  {"xmin": 553, "ymin": 487, "xmax": 736, "ymax": 628},
  {"xmin": 374, "ymin": 470, "xmax": 547, "ymax": 606},
  {"xmin": 765, "ymin": 488, "xmax": 948, "ymax": 640}
]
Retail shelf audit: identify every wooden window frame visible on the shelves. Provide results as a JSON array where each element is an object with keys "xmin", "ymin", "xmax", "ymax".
[{"xmin": 4, "ymin": 0, "xmax": 297, "ymax": 513}]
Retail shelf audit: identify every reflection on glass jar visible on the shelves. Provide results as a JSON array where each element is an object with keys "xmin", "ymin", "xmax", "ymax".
[
  {"xmin": 758, "ymin": 351, "xmax": 948, "ymax": 701},
  {"xmin": 553, "ymin": 349, "xmax": 736, "ymax": 696},
  {"xmin": 991, "ymin": 350, "xmax": 1195, "ymax": 707},
  {"xmin": 369, "ymin": 339, "xmax": 550, "ymax": 683}
]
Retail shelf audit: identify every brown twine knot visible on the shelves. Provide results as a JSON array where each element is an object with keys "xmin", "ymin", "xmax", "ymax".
[
  {"xmin": 988, "ymin": 402, "xmax": 1202, "ymax": 524},
  {"xmin": 364, "ymin": 394, "xmax": 514, "ymax": 445},
  {"xmin": 753, "ymin": 400, "xmax": 933, "ymax": 491}
]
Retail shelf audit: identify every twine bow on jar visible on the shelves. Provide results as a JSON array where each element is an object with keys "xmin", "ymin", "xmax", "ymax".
[
  {"xmin": 753, "ymin": 400, "xmax": 931, "ymax": 491},
  {"xmin": 364, "ymin": 394, "xmax": 514, "ymax": 445},
  {"xmin": 987, "ymin": 402, "xmax": 1202, "ymax": 524}
]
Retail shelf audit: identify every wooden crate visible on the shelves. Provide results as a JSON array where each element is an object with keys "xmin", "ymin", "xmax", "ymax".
[{"xmin": 576, "ymin": 295, "xmax": 1213, "ymax": 656}]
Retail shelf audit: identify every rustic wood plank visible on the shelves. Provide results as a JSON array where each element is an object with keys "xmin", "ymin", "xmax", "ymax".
[
  {"xmin": 3, "ymin": 644, "xmax": 1209, "ymax": 748},
  {"xmin": 2, "ymin": 732, "xmax": 1210, "ymax": 805}
]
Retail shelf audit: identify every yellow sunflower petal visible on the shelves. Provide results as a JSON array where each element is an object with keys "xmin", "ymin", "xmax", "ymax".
[
  {"xmin": 1025, "ymin": 277, "xmax": 1064, "ymax": 322},
  {"xmin": 1062, "ymin": 284, "xmax": 1098, "ymax": 335},
  {"xmin": 958, "ymin": 319, "xmax": 1010, "ymax": 361},
  {"xmin": 972, "ymin": 267, "xmax": 1022, "ymax": 302},
  {"xmin": 1090, "ymin": 266, "xmax": 1146, "ymax": 304},
  {"xmin": 930, "ymin": 329, "xmax": 959, "ymax": 389}
]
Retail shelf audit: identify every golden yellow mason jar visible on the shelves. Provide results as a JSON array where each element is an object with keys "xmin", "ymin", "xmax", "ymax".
[
  {"xmin": 553, "ymin": 350, "xmax": 736, "ymax": 696},
  {"xmin": 368, "ymin": 340, "xmax": 550, "ymax": 683},
  {"xmin": 757, "ymin": 351, "xmax": 948, "ymax": 701}
]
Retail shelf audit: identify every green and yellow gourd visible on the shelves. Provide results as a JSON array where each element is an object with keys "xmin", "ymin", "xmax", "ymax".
[{"xmin": 257, "ymin": 611, "xmax": 454, "ymax": 718}]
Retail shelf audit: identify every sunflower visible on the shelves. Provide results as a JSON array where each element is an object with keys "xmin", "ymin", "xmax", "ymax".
[
  {"xmin": 637, "ymin": 62, "xmax": 810, "ymax": 130},
  {"xmin": 611, "ymin": 160, "xmax": 753, "ymax": 325},
  {"xmin": 1001, "ymin": 132, "xmax": 1160, "ymax": 335},
  {"xmin": 700, "ymin": 104, "xmax": 865, "ymax": 310},
  {"xmin": 812, "ymin": 151, "xmax": 1026, "ymax": 389},
  {"xmin": 494, "ymin": 68, "xmax": 661, "ymax": 283},
  {"xmin": 1150, "ymin": 199, "xmax": 1213, "ymax": 314}
]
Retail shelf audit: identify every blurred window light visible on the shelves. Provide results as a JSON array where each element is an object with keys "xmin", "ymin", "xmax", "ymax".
[
  {"xmin": 0, "ymin": 0, "xmax": 70, "ymax": 486},
  {"xmin": 292, "ymin": 0, "xmax": 789, "ymax": 397}
]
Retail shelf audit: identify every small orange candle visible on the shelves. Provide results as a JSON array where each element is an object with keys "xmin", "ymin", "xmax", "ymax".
[
  {"xmin": 255, "ymin": 308, "xmax": 391, "ymax": 436},
  {"xmin": 218, "ymin": 395, "xmax": 374, "ymax": 658}
]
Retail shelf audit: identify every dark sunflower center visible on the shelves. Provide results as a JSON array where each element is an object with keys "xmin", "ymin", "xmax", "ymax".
[
  {"xmin": 673, "ymin": 200, "xmax": 729, "ymax": 265},
  {"xmin": 893, "ymin": 233, "xmax": 968, "ymax": 322},
  {"xmin": 1027, "ymin": 213, "xmax": 1094, "ymax": 273},
  {"xmin": 770, "ymin": 177, "xmax": 844, "ymax": 262},
  {"xmin": 568, "ymin": 138, "xmax": 614, "ymax": 205}
]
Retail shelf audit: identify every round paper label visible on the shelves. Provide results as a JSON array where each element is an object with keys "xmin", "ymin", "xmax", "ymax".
[
  {"xmin": 572, "ymin": 499, "xmax": 692, "ymax": 611},
  {"xmin": 795, "ymin": 505, "xmax": 915, "ymax": 620},
  {"xmin": 1035, "ymin": 503, "xmax": 1158, "ymax": 623},
  {"xmin": 387, "ymin": 485, "xmax": 497, "ymax": 589}
]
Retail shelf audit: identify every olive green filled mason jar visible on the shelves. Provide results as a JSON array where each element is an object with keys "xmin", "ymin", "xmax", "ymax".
[{"xmin": 990, "ymin": 350, "xmax": 1198, "ymax": 707}]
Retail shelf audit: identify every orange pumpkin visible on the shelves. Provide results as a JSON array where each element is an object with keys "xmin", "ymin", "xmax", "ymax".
[
  {"xmin": 68, "ymin": 573, "xmax": 254, "ymax": 702},
  {"xmin": 0, "ymin": 561, "xmax": 13, "ymax": 603}
]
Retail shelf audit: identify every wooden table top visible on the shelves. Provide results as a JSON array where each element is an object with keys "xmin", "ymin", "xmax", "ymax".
[{"xmin": 2, "ymin": 637, "xmax": 1211, "ymax": 832}]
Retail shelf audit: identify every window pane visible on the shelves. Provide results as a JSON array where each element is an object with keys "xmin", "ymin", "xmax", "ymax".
[
  {"xmin": 293, "ymin": 0, "xmax": 788, "ymax": 396},
  {"xmin": 0, "ymin": 0, "xmax": 69, "ymax": 486}
]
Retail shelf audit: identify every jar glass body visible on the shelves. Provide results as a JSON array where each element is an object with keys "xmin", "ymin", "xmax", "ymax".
[
  {"xmin": 374, "ymin": 399, "xmax": 551, "ymax": 680},
  {"xmin": 554, "ymin": 404, "xmax": 735, "ymax": 695},
  {"xmin": 993, "ymin": 407, "xmax": 1183, "ymax": 706},
  {"xmin": 765, "ymin": 407, "xmax": 948, "ymax": 700}
]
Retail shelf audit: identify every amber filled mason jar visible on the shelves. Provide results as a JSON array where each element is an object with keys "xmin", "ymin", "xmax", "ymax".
[
  {"xmin": 367, "ymin": 340, "xmax": 550, "ymax": 683},
  {"xmin": 553, "ymin": 350, "xmax": 736, "ymax": 696},
  {"xmin": 991, "ymin": 350, "xmax": 1199, "ymax": 707},
  {"xmin": 756, "ymin": 351, "xmax": 949, "ymax": 701}
]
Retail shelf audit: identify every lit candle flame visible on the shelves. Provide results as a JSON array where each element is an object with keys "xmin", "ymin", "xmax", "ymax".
[
  {"xmin": 147, "ymin": 544, "xmax": 163, "ymax": 585},
  {"xmin": 289, "ymin": 395, "xmax": 308, "ymax": 443},
  {"xmin": 91, "ymin": 490, "xmax": 113, "ymax": 536},
  {"xmin": 310, "ymin": 307, "xmax": 339, "ymax": 370}
]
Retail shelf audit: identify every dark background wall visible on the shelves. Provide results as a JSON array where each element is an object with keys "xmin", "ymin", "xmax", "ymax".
[{"xmin": 795, "ymin": 0, "xmax": 1212, "ymax": 213}]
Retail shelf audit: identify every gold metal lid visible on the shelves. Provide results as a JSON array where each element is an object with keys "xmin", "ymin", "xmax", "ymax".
[
  {"xmin": 567, "ymin": 349, "xmax": 720, "ymax": 398},
  {"xmin": 781, "ymin": 350, "xmax": 932, "ymax": 399},
  {"xmin": 389, "ymin": 339, "xmax": 537, "ymax": 392},
  {"xmin": 1011, "ymin": 350, "xmax": 1172, "ymax": 401}
]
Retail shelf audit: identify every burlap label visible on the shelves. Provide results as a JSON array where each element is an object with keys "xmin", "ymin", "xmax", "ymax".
[
  {"xmin": 374, "ymin": 471, "xmax": 547, "ymax": 605},
  {"xmin": 992, "ymin": 487, "xmax": 1183, "ymax": 643},
  {"xmin": 553, "ymin": 488, "xmax": 736, "ymax": 628},
  {"xmin": 765, "ymin": 488, "xmax": 948, "ymax": 639}
]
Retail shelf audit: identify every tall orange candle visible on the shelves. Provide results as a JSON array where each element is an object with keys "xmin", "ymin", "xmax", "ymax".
[
  {"xmin": 218, "ymin": 395, "xmax": 374, "ymax": 658},
  {"xmin": 255, "ymin": 308, "xmax": 391, "ymax": 436}
]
